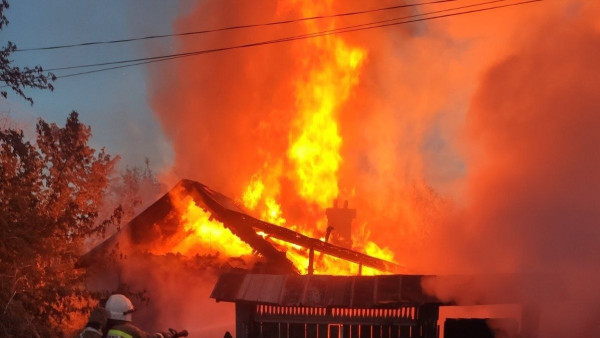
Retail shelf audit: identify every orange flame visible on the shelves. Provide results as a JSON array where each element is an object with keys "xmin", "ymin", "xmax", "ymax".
[
  {"xmin": 154, "ymin": 0, "xmax": 396, "ymax": 275},
  {"xmin": 157, "ymin": 184, "xmax": 396, "ymax": 275},
  {"xmin": 233, "ymin": 1, "xmax": 394, "ymax": 275},
  {"xmin": 155, "ymin": 190, "xmax": 253, "ymax": 258},
  {"xmin": 288, "ymin": 37, "xmax": 365, "ymax": 208}
]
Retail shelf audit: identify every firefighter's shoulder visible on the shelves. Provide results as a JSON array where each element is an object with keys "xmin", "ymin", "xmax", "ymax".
[{"xmin": 107, "ymin": 322, "xmax": 161, "ymax": 338}]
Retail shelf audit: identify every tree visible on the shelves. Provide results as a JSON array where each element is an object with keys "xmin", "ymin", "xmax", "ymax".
[
  {"xmin": 1, "ymin": 0, "xmax": 56, "ymax": 104},
  {"xmin": 0, "ymin": 112, "xmax": 121, "ymax": 336}
]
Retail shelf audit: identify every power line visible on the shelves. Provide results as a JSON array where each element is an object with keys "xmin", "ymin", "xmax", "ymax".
[
  {"xmin": 16, "ymin": 0, "xmax": 456, "ymax": 52},
  {"xmin": 53, "ymin": 0, "xmax": 542, "ymax": 80}
]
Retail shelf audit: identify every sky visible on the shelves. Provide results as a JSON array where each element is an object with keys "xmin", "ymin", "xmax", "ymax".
[{"xmin": 1, "ymin": 1, "xmax": 186, "ymax": 172}]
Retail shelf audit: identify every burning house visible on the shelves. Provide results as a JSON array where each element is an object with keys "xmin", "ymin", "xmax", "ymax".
[
  {"xmin": 79, "ymin": 179, "xmax": 561, "ymax": 338},
  {"xmin": 77, "ymin": 179, "xmax": 410, "ymax": 331}
]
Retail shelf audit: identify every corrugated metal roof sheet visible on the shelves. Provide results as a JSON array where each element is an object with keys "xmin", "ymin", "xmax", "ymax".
[
  {"xmin": 211, "ymin": 273, "xmax": 568, "ymax": 308},
  {"xmin": 211, "ymin": 273, "xmax": 439, "ymax": 308},
  {"xmin": 211, "ymin": 272, "xmax": 246, "ymax": 301},
  {"xmin": 304, "ymin": 275, "xmax": 351, "ymax": 307}
]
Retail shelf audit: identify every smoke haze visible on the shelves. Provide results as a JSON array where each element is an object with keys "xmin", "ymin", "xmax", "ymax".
[{"xmin": 143, "ymin": 0, "xmax": 600, "ymax": 335}]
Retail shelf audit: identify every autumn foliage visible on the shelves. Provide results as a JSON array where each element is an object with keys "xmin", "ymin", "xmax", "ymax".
[{"xmin": 0, "ymin": 112, "xmax": 120, "ymax": 336}]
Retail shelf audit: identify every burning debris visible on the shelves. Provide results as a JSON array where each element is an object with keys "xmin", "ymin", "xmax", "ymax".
[{"xmin": 78, "ymin": 179, "xmax": 400, "ymax": 276}]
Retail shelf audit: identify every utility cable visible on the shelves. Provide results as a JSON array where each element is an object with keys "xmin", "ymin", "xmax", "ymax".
[
  {"xmin": 16, "ymin": 0, "xmax": 456, "ymax": 52},
  {"xmin": 52, "ymin": 0, "xmax": 542, "ymax": 80}
]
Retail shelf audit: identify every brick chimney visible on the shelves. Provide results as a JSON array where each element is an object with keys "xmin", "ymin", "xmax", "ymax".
[{"xmin": 325, "ymin": 199, "xmax": 356, "ymax": 248}]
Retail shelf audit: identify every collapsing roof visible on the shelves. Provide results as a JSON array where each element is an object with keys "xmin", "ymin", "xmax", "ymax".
[{"xmin": 78, "ymin": 179, "xmax": 401, "ymax": 274}]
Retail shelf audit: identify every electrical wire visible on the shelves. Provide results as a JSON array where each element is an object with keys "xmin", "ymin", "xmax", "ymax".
[
  {"xmin": 16, "ymin": 0, "xmax": 456, "ymax": 52},
  {"xmin": 53, "ymin": 0, "xmax": 542, "ymax": 80},
  {"xmin": 48, "ymin": 0, "xmax": 511, "ymax": 72}
]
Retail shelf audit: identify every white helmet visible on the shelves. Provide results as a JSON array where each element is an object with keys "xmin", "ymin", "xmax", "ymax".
[{"xmin": 105, "ymin": 294, "xmax": 135, "ymax": 322}]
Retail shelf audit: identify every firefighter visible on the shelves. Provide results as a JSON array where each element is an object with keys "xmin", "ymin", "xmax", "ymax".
[
  {"xmin": 104, "ymin": 294, "xmax": 181, "ymax": 338},
  {"xmin": 80, "ymin": 307, "xmax": 109, "ymax": 338}
]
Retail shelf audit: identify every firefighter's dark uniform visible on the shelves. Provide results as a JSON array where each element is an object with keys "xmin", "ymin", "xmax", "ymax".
[
  {"xmin": 80, "ymin": 327, "xmax": 103, "ymax": 338},
  {"xmin": 79, "ymin": 307, "xmax": 109, "ymax": 338},
  {"xmin": 106, "ymin": 322, "xmax": 166, "ymax": 338}
]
